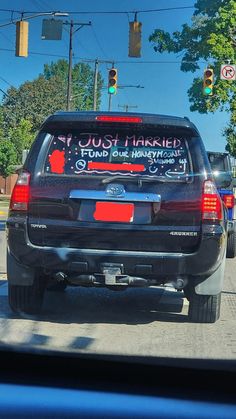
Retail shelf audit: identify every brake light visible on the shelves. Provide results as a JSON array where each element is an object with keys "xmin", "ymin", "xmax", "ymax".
[
  {"xmin": 222, "ymin": 194, "xmax": 234, "ymax": 209},
  {"xmin": 96, "ymin": 115, "xmax": 142, "ymax": 123},
  {"xmin": 10, "ymin": 171, "xmax": 31, "ymax": 211},
  {"xmin": 202, "ymin": 180, "xmax": 222, "ymax": 221}
]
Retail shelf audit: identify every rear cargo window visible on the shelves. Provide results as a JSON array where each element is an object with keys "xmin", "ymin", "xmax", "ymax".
[
  {"xmin": 44, "ymin": 129, "xmax": 191, "ymax": 179},
  {"xmin": 208, "ymin": 153, "xmax": 227, "ymax": 172}
]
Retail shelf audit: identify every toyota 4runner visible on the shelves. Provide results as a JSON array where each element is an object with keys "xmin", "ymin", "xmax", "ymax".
[{"xmin": 7, "ymin": 112, "xmax": 227, "ymax": 323}]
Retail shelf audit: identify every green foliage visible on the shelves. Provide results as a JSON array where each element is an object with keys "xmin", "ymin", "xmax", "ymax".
[
  {"xmin": 149, "ymin": 0, "xmax": 236, "ymax": 155},
  {"xmin": 0, "ymin": 107, "xmax": 4, "ymax": 138},
  {"xmin": 43, "ymin": 59, "xmax": 103, "ymax": 112},
  {"xmin": 8, "ymin": 119, "xmax": 34, "ymax": 164},
  {"xmin": 1, "ymin": 59, "xmax": 103, "ymax": 133},
  {"xmin": 2, "ymin": 75, "xmax": 66, "ymax": 132},
  {"xmin": 0, "ymin": 140, "xmax": 17, "ymax": 179}
]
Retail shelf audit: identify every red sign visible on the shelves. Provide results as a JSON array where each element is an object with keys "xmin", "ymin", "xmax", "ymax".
[
  {"xmin": 88, "ymin": 162, "xmax": 145, "ymax": 172},
  {"xmin": 220, "ymin": 65, "xmax": 236, "ymax": 80},
  {"xmin": 94, "ymin": 202, "xmax": 134, "ymax": 222}
]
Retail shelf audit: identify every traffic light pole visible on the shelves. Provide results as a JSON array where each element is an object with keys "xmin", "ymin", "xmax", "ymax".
[{"xmin": 108, "ymin": 94, "xmax": 112, "ymax": 111}]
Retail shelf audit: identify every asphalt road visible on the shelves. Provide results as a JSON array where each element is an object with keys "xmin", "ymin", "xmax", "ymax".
[{"xmin": 0, "ymin": 230, "xmax": 236, "ymax": 360}]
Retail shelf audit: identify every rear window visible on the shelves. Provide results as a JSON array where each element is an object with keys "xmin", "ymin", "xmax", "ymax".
[
  {"xmin": 44, "ymin": 128, "xmax": 191, "ymax": 180},
  {"xmin": 207, "ymin": 152, "xmax": 229, "ymax": 172}
]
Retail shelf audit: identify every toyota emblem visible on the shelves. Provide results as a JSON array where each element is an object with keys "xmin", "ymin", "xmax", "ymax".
[{"xmin": 105, "ymin": 184, "xmax": 125, "ymax": 197}]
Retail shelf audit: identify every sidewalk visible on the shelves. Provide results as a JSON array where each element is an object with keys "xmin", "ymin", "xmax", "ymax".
[{"xmin": 0, "ymin": 206, "xmax": 8, "ymax": 220}]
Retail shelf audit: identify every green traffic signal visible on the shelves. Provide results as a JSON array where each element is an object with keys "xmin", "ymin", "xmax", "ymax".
[
  {"xmin": 108, "ymin": 86, "xmax": 116, "ymax": 94},
  {"xmin": 108, "ymin": 68, "xmax": 118, "ymax": 95},
  {"xmin": 203, "ymin": 68, "xmax": 214, "ymax": 96},
  {"xmin": 204, "ymin": 86, "xmax": 212, "ymax": 95}
]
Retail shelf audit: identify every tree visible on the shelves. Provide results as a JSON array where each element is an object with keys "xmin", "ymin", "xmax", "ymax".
[
  {"xmin": 8, "ymin": 118, "xmax": 34, "ymax": 164},
  {"xmin": 1, "ymin": 75, "xmax": 66, "ymax": 133},
  {"xmin": 1, "ymin": 59, "xmax": 103, "ymax": 133},
  {"xmin": 0, "ymin": 140, "xmax": 17, "ymax": 192},
  {"xmin": 149, "ymin": 0, "xmax": 236, "ymax": 155},
  {"xmin": 43, "ymin": 60, "xmax": 103, "ymax": 111}
]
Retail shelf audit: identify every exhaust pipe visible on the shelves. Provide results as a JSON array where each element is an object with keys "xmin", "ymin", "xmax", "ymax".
[
  {"xmin": 118, "ymin": 276, "xmax": 150, "ymax": 287},
  {"xmin": 173, "ymin": 278, "xmax": 188, "ymax": 290},
  {"xmin": 68, "ymin": 274, "xmax": 96, "ymax": 286}
]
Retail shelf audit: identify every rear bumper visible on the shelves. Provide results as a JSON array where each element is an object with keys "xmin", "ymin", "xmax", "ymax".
[{"xmin": 7, "ymin": 222, "xmax": 227, "ymax": 280}]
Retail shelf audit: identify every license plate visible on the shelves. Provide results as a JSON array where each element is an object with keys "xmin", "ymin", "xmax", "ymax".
[{"xmin": 94, "ymin": 202, "xmax": 134, "ymax": 222}]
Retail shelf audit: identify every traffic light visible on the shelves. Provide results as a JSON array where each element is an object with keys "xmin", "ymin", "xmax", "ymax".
[
  {"xmin": 108, "ymin": 68, "xmax": 118, "ymax": 95},
  {"xmin": 129, "ymin": 20, "xmax": 142, "ymax": 57},
  {"xmin": 203, "ymin": 68, "xmax": 214, "ymax": 95},
  {"xmin": 15, "ymin": 20, "xmax": 29, "ymax": 57}
]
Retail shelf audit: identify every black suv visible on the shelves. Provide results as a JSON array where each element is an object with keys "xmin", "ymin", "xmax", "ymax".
[{"xmin": 7, "ymin": 111, "xmax": 227, "ymax": 322}]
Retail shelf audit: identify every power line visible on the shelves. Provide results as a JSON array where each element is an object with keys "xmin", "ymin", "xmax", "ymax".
[
  {"xmin": 0, "ymin": 48, "xmax": 208, "ymax": 64},
  {"xmin": 0, "ymin": 6, "xmax": 195, "ymax": 15},
  {"xmin": 0, "ymin": 75, "xmax": 14, "ymax": 87},
  {"xmin": 91, "ymin": 25, "xmax": 108, "ymax": 59},
  {"xmin": 118, "ymin": 104, "xmax": 138, "ymax": 112}
]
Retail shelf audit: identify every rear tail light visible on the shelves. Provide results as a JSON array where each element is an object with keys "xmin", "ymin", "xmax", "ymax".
[
  {"xmin": 202, "ymin": 180, "xmax": 223, "ymax": 221},
  {"xmin": 222, "ymin": 194, "xmax": 234, "ymax": 209},
  {"xmin": 10, "ymin": 171, "xmax": 31, "ymax": 211}
]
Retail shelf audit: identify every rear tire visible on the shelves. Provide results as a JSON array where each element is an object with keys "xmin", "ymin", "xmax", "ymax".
[
  {"xmin": 226, "ymin": 231, "xmax": 236, "ymax": 258},
  {"xmin": 8, "ymin": 275, "xmax": 46, "ymax": 315},
  {"xmin": 188, "ymin": 292, "xmax": 221, "ymax": 323}
]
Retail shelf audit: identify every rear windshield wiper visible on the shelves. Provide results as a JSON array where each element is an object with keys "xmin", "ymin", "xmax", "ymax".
[
  {"xmin": 102, "ymin": 174, "xmax": 191, "ymax": 185},
  {"xmin": 102, "ymin": 175, "xmax": 169, "ymax": 184}
]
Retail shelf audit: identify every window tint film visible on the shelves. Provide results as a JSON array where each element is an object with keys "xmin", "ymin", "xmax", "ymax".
[
  {"xmin": 44, "ymin": 128, "xmax": 191, "ymax": 179},
  {"xmin": 208, "ymin": 153, "xmax": 227, "ymax": 172}
]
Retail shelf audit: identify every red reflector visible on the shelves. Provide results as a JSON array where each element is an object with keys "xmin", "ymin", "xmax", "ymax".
[
  {"xmin": 223, "ymin": 194, "xmax": 234, "ymax": 209},
  {"xmin": 88, "ymin": 162, "xmax": 145, "ymax": 172},
  {"xmin": 96, "ymin": 115, "xmax": 142, "ymax": 123},
  {"xmin": 94, "ymin": 202, "xmax": 134, "ymax": 222}
]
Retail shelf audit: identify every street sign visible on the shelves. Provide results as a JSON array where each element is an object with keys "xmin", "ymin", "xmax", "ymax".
[
  {"xmin": 220, "ymin": 64, "xmax": 236, "ymax": 80},
  {"xmin": 41, "ymin": 19, "xmax": 63, "ymax": 40}
]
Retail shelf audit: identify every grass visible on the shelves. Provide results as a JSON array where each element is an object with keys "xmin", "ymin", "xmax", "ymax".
[
  {"xmin": 0, "ymin": 199, "xmax": 10, "ymax": 207},
  {"xmin": 0, "ymin": 197, "xmax": 10, "ymax": 204}
]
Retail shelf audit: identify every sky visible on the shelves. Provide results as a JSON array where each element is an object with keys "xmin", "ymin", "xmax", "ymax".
[{"xmin": 0, "ymin": 0, "xmax": 230, "ymax": 152}]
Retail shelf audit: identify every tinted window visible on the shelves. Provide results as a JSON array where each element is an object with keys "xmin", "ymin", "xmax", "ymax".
[
  {"xmin": 208, "ymin": 153, "xmax": 228, "ymax": 172},
  {"xmin": 44, "ymin": 128, "xmax": 191, "ymax": 179}
]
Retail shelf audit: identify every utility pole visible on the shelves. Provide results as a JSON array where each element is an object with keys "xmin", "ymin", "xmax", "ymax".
[
  {"xmin": 118, "ymin": 104, "xmax": 138, "ymax": 112},
  {"xmin": 66, "ymin": 20, "xmax": 73, "ymax": 111},
  {"xmin": 93, "ymin": 59, "xmax": 99, "ymax": 111},
  {"xmin": 64, "ymin": 20, "xmax": 91, "ymax": 111}
]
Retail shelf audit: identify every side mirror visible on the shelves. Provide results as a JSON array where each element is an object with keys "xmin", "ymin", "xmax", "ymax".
[{"xmin": 212, "ymin": 171, "xmax": 232, "ymax": 189}]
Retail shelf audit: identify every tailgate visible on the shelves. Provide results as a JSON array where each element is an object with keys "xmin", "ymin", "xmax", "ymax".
[{"xmin": 27, "ymin": 123, "xmax": 202, "ymax": 253}]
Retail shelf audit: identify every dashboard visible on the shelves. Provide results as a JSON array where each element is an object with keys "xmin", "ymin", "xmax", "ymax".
[{"xmin": 0, "ymin": 346, "xmax": 236, "ymax": 418}]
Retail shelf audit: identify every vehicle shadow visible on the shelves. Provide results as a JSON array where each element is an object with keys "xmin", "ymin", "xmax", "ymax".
[
  {"xmin": 0, "ymin": 286, "xmax": 189, "ymax": 325},
  {"xmin": 18, "ymin": 286, "xmax": 188, "ymax": 325}
]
